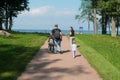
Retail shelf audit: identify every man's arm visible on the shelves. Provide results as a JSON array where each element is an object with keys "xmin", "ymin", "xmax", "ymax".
[{"xmin": 60, "ymin": 32, "xmax": 62, "ymax": 41}]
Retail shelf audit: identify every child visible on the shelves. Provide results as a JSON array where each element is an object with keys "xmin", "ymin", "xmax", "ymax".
[
  {"xmin": 71, "ymin": 38, "xmax": 77, "ymax": 58},
  {"xmin": 48, "ymin": 36, "xmax": 54, "ymax": 52}
]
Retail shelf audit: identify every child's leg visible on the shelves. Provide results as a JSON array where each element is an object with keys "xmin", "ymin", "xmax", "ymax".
[
  {"xmin": 74, "ymin": 51, "xmax": 76, "ymax": 57},
  {"xmin": 52, "ymin": 45, "xmax": 54, "ymax": 52},
  {"xmin": 48, "ymin": 45, "xmax": 50, "ymax": 52},
  {"xmin": 72, "ymin": 50, "xmax": 76, "ymax": 58},
  {"xmin": 50, "ymin": 45, "xmax": 52, "ymax": 51}
]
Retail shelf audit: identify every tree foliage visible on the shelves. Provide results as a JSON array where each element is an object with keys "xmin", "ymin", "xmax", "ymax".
[{"xmin": 98, "ymin": 0, "xmax": 120, "ymax": 15}]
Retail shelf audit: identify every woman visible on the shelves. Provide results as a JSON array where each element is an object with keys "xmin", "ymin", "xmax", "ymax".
[{"xmin": 69, "ymin": 26, "xmax": 75, "ymax": 47}]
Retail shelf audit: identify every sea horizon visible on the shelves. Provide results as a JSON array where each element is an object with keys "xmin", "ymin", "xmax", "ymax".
[
  {"xmin": 13, "ymin": 29, "xmax": 120, "ymax": 35},
  {"xmin": 13, "ymin": 29, "xmax": 100, "ymax": 34}
]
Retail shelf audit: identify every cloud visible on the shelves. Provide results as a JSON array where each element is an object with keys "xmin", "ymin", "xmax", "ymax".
[
  {"xmin": 20, "ymin": 5, "xmax": 77, "ymax": 17},
  {"xmin": 54, "ymin": 8, "xmax": 77, "ymax": 16},
  {"xmin": 14, "ymin": 5, "xmax": 79, "ymax": 30},
  {"xmin": 29, "ymin": 6, "xmax": 55, "ymax": 16}
]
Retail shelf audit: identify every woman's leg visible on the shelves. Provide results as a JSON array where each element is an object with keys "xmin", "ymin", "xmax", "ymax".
[{"xmin": 70, "ymin": 37, "xmax": 74, "ymax": 47}]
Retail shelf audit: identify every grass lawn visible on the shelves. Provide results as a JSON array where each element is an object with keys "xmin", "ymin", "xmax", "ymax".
[
  {"xmin": 76, "ymin": 34, "xmax": 120, "ymax": 80},
  {"xmin": 0, "ymin": 32, "xmax": 48, "ymax": 80}
]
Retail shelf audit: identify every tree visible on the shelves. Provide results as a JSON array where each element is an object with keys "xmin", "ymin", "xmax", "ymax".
[
  {"xmin": 0, "ymin": 0, "xmax": 29, "ymax": 31},
  {"xmin": 98, "ymin": 0, "xmax": 120, "ymax": 37},
  {"xmin": 6, "ymin": 0, "xmax": 29, "ymax": 30},
  {"xmin": 76, "ymin": 0, "xmax": 99, "ymax": 34},
  {"xmin": 90, "ymin": 0, "xmax": 99, "ymax": 34},
  {"xmin": 98, "ymin": 0, "xmax": 109, "ymax": 34},
  {"xmin": 75, "ymin": 0, "xmax": 94, "ymax": 33}
]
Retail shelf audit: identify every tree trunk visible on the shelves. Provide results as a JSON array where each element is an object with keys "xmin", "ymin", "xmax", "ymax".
[
  {"xmin": 94, "ymin": 8, "xmax": 97, "ymax": 34},
  {"xmin": 5, "ymin": 17, "xmax": 8, "ymax": 30},
  {"xmin": 9, "ymin": 11, "xmax": 13, "ymax": 31},
  {"xmin": 0, "ymin": 18, "xmax": 3, "ymax": 30},
  {"xmin": 5, "ymin": 1, "xmax": 8, "ymax": 31},
  {"xmin": 88, "ymin": 20, "xmax": 90, "ymax": 34},
  {"xmin": 116, "ymin": 16, "xmax": 119, "ymax": 35},
  {"xmin": 104, "ymin": 15, "xmax": 107, "ymax": 34},
  {"xmin": 111, "ymin": 16, "xmax": 116, "ymax": 37},
  {"xmin": 117, "ymin": 27, "xmax": 118, "ymax": 35},
  {"xmin": 102, "ymin": 11, "xmax": 106, "ymax": 34},
  {"xmin": 88, "ymin": 15, "xmax": 90, "ymax": 34}
]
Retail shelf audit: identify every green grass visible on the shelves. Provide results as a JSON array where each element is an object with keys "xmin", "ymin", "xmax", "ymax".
[
  {"xmin": 76, "ymin": 34, "xmax": 120, "ymax": 80},
  {"xmin": 0, "ymin": 32, "xmax": 48, "ymax": 80}
]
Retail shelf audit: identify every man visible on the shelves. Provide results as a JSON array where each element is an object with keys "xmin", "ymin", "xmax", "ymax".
[{"xmin": 50, "ymin": 24, "xmax": 62, "ymax": 53}]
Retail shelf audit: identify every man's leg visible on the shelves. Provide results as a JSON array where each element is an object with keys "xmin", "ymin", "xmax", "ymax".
[
  {"xmin": 57, "ymin": 40, "xmax": 61, "ymax": 53},
  {"xmin": 54, "ymin": 40, "xmax": 57, "ymax": 53}
]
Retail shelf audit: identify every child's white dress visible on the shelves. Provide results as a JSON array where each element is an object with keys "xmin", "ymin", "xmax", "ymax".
[{"xmin": 72, "ymin": 44, "xmax": 77, "ymax": 58}]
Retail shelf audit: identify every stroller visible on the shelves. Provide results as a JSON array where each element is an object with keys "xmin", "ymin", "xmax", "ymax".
[{"xmin": 48, "ymin": 37, "xmax": 54, "ymax": 52}]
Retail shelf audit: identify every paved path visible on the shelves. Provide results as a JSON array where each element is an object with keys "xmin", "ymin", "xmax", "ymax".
[{"xmin": 17, "ymin": 36, "xmax": 102, "ymax": 80}]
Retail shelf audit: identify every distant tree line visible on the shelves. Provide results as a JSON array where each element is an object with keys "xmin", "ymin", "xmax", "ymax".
[
  {"xmin": 76, "ymin": 0, "xmax": 120, "ymax": 37},
  {"xmin": 0, "ymin": 0, "xmax": 29, "ymax": 31}
]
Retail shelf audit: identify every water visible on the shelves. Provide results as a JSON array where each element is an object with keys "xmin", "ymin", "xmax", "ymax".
[
  {"xmin": 13, "ymin": 29, "xmax": 120, "ymax": 35},
  {"xmin": 13, "ymin": 29, "xmax": 100, "ymax": 34}
]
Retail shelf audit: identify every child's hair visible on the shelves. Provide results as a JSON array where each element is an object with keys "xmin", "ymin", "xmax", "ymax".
[
  {"xmin": 49, "ymin": 36, "xmax": 52, "ymax": 39},
  {"xmin": 72, "ymin": 38, "xmax": 76, "ymax": 44},
  {"xmin": 48, "ymin": 38, "xmax": 54, "ymax": 45}
]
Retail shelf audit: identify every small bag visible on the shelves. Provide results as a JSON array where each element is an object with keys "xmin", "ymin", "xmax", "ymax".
[{"xmin": 69, "ymin": 31, "xmax": 72, "ymax": 36}]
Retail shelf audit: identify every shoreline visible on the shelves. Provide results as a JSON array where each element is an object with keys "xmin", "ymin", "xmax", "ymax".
[{"xmin": 13, "ymin": 29, "xmax": 106, "ymax": 35}]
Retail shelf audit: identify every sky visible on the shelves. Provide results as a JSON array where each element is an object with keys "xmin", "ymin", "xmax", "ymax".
[{"xmin": 13, "ymin": 0, "xmax": 85, "ymax": 30}]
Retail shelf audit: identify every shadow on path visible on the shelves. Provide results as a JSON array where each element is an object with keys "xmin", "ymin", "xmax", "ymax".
[
  {"xmin": 19, "ymin": 47, "xmax": 91, "ymax": 80},
  {"xmin": 17, "ymin": 36, "xmax": 102, "ymax": 80}
]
